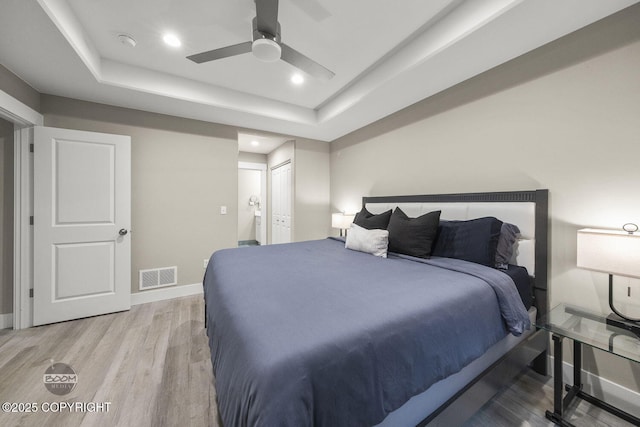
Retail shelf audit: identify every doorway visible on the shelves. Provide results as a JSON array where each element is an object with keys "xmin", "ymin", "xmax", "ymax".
[
  {"xmin": 0, "ymin": 89, "xmax": 43, "ymax": 329},
  {"xmin": 238, "ymin": 162, "xmax": 267, "ymax": 246},
  {"xmin": 0, "ymin": 118, "xmax": 14, "ymax": 329}
]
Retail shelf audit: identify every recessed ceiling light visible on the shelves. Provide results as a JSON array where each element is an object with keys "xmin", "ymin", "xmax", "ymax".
[
  {"xmin": 291, "ymin": 73, "xmax": 304, "ymax": 85},
  {"xmin": 163, "ymin": 33, "xmax": 181, "ymax": 48},
  {"xmin": 251, "ymin": 140, "xmax": 260, "ymax": 147}
]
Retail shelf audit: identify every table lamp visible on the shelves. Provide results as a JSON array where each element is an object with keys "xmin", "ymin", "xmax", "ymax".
[
  {"xmin": 577, "ymin": 225, "xmax": 640, "ymax": 336},
  {"xmin": 332, "ymin": 213, "xmax": 355, "ymax": 237}
]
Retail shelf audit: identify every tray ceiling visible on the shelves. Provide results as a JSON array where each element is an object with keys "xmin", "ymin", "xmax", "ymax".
[{"xmin": 0, "ymin": 0, "xmax": 637, "ymax": 141}]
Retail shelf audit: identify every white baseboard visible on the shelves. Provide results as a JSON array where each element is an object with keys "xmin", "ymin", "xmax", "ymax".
[
  {"xmin": 550, "ymin": 357, "xmax": 640, "ymax": 418},
  {"xmin": 0, "ymin": 313, "xmax": 13, "ymax": 329},
  {"xmin": 131, "ymin": 283, "xmax": 203, "ymax": 306},
  {"xmin": 0, "ymin": 285, "xmax": 203, "ymax": 329}
]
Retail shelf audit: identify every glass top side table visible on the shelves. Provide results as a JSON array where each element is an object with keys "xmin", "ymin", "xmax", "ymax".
[{"xmin": 536, "ymin": 303, "xmax": 640, "ymax": 426}]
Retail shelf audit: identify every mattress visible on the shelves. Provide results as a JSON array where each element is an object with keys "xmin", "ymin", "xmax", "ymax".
[{"xmin": 203, "ymin": 238, "xmax": 531, "ymax": 427}]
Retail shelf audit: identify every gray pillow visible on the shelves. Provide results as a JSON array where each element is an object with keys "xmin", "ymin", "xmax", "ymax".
[{"xmin": 495, "ymin": 223, "xmax": 521, "ymax": 269}]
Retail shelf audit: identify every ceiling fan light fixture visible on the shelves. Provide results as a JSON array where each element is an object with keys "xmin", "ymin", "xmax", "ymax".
[{"xmin": 252, "ymin": 38, "xmax": 281, "ymax": 62}]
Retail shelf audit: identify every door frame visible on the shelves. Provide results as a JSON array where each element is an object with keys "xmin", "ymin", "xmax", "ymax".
[
  {"xmin": 238, "ymin": 161, "xmax": 267, "ymax": 245},
  {"xmin": 0, "ymin": 89, "xmax": 43, "ymax": 330}
]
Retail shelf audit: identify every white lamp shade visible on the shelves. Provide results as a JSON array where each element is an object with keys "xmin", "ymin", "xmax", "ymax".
[
  {"xmin": 332, "ymin": 213, "xmax": 355, "ymax": 230},
  {"xmin": 577, "ymin": 228, "xmax": 640, "ymax": 278}
]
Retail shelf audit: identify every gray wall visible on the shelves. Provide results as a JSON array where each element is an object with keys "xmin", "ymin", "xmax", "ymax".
[
  {"xmin": 238, "ymin": 151, "xmax": 267, "ymax": 164},
  {"xmin": 0, "ymin": 64, "xmax": 40, "ymax": 112},
  {"xmin": 41, "ymin": 95, "xmax": 239, "ymax": 292},
  {"xmin": 293, "ymin": 139, "xmax": 331, "ymax": 242},
  {"xmin": 330, "ymin": 6, "xmax": 640, "ymax": 393},
  {"xmin": 0, "ymin": 117, "xmax": 13, "ymax": 315}
]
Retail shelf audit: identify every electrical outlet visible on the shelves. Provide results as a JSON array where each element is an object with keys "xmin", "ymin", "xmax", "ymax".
[
  {"xmin": 203, "ymin": 259, "xmax": 209, "ymax": 269},
  {"xmin": 220, "ymin": 206, "xmax": 227, "ymax": 215}
]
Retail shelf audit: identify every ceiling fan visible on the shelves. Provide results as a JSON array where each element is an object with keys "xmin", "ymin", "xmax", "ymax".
[{"xmin": 186, "ymin": 0, "xmax": 335, "ymax": 81}]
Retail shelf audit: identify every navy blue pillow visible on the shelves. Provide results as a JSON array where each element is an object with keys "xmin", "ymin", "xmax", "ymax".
[
  {"xmin": 387, "ymin": 208, "xmax": 441, "ymax": 258},
  {"xmin": 353, "ymin": 207, "xmax": 392, "ymax": 230},
  {"xmin": 432, "ymin": 217, "xmax": 503, "ymax": 267}
]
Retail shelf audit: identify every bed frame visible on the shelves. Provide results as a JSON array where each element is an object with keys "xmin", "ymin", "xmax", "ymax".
[{"xmin": 361, "ymin": 189, "xmax": 549, "ymax": 426}]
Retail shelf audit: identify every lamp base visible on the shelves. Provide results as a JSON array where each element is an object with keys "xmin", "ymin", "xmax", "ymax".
[{"xmin": 606, "ymin": 313, "xmax": 640, "ymax": 338}]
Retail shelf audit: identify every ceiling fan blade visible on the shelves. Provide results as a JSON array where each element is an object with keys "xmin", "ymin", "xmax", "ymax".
[
  {"xmin": 187, "ymin": 41, "xmax": 253, "ymax": 64},
  {"xmin": 280, "ymin": 43, "xmax": 334, "ymax": 81},
  {"xmin": 255, "ymin": 0, "xmax": 279, "ymax": 37}
]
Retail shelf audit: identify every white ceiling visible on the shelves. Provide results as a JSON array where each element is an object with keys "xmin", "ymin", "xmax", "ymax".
[
  {"xmin": 238, "ymin": 132, "xmax": 288, "ymax": 154},
  {"xmin": 0, "ymin": 0, "xmax": 637, "ymax": 142}
]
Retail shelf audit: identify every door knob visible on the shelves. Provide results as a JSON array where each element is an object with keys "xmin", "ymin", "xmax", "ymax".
[{"xmin": 119, "ymin": 228, "xmax": 128, "ymax": 236}]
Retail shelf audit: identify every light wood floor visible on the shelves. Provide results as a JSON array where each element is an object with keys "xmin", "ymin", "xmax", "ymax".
[{"xmin": 0, "ymin": 295, "xmax": 634, "ymax": 427}]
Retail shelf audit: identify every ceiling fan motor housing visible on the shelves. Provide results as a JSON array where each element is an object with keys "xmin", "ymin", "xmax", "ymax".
[
  {"xmin": 251, "ymin": 17, "xmax": 282, "ymax": 62},
  {"xmin": 252, "ymin": 39, "xmax": 281, "ymax": 62}
]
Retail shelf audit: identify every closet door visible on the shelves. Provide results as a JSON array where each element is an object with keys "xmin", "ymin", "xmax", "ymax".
[
  {"xmin": 271, "ymin": 162, "xmax": 291, "ymax": 244},
  {"xmin": 271, "ymin": 166, "xmax": 281, "ymax": 244}
]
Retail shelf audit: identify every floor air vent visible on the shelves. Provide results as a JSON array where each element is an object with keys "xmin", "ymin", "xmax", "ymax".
[{"xmin": 139, "ymin": 266, "xmax": 178, "ymax": 290}]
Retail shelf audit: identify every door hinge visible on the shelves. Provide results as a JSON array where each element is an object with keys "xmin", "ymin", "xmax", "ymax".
[
  {"xmin": 30, "ymin": 143, "xmax": 34, "ymax": 153},
  {"xmin": 30, "ymin": 216, "xmax": 34, "ymax": 225},
  {"xmin": 29, "ymin": 288, "xmax": 34, "ymax": 298}
]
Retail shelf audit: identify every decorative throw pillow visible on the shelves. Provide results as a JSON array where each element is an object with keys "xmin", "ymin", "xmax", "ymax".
[
  {"xmin": 495, "ymin": 223, "xmax": 521, "ymax": 269},
  {"xmin": 432, "ymin": 217, "xmax": 503, "ymax": 267},
  {"xmin": 353, "ymin": 207, "xmax": 392, "ymax": 230},
  {"xmin": 387, "ymin": 208, "xmax": 441, "ymax": 258},
  {"xmin": 345, "ymin": 223, "xmax": 389, "ymax": 258}
]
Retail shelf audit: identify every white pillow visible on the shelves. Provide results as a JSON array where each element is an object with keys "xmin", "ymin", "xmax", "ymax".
[{"xmin": 345, "ymin": 223, "xmax": 389, "ymax": 258}]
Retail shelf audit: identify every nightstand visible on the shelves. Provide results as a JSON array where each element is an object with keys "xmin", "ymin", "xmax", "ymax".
[{"xmin": 536, "ymin": 304, "xmax": 640, "ymax": 426}]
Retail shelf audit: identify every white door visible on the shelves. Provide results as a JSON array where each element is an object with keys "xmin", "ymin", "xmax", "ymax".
[
  {"xmin": 271, "ymin": 162, "xmax": 291, "ymax": 244},
  {"xmin": 33, "ymin": 126, "xmax": 131, "ymax": 326}
]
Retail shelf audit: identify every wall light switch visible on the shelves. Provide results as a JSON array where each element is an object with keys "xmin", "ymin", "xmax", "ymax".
[
  {"xmin": 203, "ymin": 259, "xmax": 209, "ymax": 269},
  {"xmin": 220, "ymin": 206, "xmax": 227, "ymax": 215}
]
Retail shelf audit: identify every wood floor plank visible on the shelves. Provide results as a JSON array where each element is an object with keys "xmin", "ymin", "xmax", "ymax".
[
  {"xmin": 465, "ymin": 370, "xmax": 637, "ymax": 427},
  {"xmin": 152, "ymin": 295, "xmax": 191, "ymax": 427},
  {"xmin": 1, "ymin": 295, "xmax": 637, "ymax": 427}
]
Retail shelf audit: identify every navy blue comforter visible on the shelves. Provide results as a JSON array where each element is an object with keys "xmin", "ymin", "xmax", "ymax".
[{"xmin": 203, "ymin": 238, "xmax": 530, "ymax": 427}]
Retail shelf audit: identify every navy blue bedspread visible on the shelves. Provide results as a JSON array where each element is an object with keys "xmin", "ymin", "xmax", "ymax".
[{"xmin": 203, "ymin": 238, "xmax": 530, "ymax": 427}]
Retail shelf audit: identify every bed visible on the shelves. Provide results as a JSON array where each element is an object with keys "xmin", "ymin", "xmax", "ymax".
[{"xmin": 203, "ymin": 190, "xmax": 549, "ymax": 426}]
